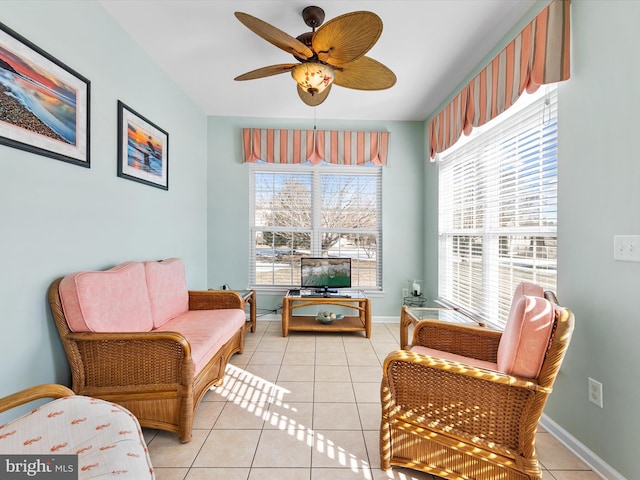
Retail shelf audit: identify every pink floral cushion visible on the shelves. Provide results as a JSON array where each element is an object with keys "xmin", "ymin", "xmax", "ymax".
[
  {"xmin": 497, "ymin": 295, "xmax": 555, "ymax": 378},
  {"xmin": 0, "ymin": 395, "xmax": 154, "ymax": 479},
  {"xmin": 59, "ymin": 262, "xmax": 153, "ymax": 333},
  {"xmin": 143, "ymin": 258, "xmax": 189, "ymax": 328}
]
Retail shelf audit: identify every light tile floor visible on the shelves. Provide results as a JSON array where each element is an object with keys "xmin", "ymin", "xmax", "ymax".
[{"xmin": 144, "ymin": 321, "xmax": 602, "ymax": 480}]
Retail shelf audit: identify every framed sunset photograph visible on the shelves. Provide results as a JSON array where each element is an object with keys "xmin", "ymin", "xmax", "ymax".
[
  {"xmin": 117, "ymin": 101, "xmax": 168, "ymax": 190},
  {"xmin": 0, "ymin": 22, "xmax": 90, "ymax": 167}
]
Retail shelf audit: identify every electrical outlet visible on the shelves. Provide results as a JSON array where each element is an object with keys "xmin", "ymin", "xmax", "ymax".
[
  {"xmin": 402, "ymin": 288, "xmax": 409, "ymax": 298},
  {"xmin": 588, "ymin": 377, "xmax": 603, "ymax": 408}
]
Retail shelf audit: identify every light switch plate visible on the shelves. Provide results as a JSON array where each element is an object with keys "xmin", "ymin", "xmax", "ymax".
[{"xmin": 613, "ymin": 235, "xmax": 640, "ymax": 262}]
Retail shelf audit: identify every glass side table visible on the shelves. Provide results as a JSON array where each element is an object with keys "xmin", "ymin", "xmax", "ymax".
[
  {"xmin": 403, "ymin": 295, "xmax": 427, "ymax": 307},
  {"xmin": 400, "ymin": 305, "xmax": 487, "ymax": 350}
]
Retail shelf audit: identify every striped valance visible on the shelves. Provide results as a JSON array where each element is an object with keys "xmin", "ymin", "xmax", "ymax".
[
  {"xmin": 429, "ymin": 0, "xmax": 570, "ymax": 159},
  {"xmin": 242, "ymin": 128, "xmax": 390, "ymax": 166}
]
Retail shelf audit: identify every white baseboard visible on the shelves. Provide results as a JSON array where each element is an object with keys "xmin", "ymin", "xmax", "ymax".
[{"xmin": 540, "ymin": 414, "xmax": 626, "ymax": 480}]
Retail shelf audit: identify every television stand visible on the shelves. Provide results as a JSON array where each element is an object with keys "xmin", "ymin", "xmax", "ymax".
[{"xmin": 282, "ymin": 289, "xmax": 371, "ymax": 338}]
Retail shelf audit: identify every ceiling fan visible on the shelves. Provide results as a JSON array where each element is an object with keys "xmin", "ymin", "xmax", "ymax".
[{"xmin": 234, "ymin": 6, "xmax": 396, "ymax": 106}]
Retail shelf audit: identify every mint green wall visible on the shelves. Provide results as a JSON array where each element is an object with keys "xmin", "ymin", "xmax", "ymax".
[
  {"xmin": 549, "ymin": 2, "xmax": 639, "ymax": 478},
  {"xmin": 0, "ymin": 0, "xmax": 208, "ymax": 415},
  {"xmin": 207, "ymin": 116, "xmax": 425, "ymax": 316}
]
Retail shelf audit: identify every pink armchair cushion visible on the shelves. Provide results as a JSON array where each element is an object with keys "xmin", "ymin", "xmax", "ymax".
[
  {"xmin": 144, "ymin": 258, "xmax": 189, "ymax": 328},
  {"xmin": 59, "ymin": 262, "xmax": 154, "ymax": 333},
  {"xmin": 497, "ymin": 295, "xmax": 555, "ymax": 378},
  {"xmin": 509, "ymin": 281, "xmax": 545, "ymax": 312},
  {"xmin": 410, "ymin": 345, "xmax": 498, "ymax": 372}
]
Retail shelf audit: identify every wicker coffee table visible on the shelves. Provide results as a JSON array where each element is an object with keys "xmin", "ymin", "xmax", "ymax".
[{"xmin": 281, "ymin": 289, "xmax": 371, "ymax": 337}]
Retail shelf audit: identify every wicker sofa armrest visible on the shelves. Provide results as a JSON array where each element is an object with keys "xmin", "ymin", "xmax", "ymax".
[
  {"xmin": 64, "ymin": 331, "xmax": 194, "ymax": 394},
  {"xmin": 412, "ymin": 320, "xmax": 502, "ymax": 362},
  {"xmin": 67, "ymin": 330, "xmax": 192, "ymax": 353},
  {"xmin": 0, "ymin": 384, "xmax": 75, "ymax": 414},
  {"xmin": 189, "ymin": 290, "xmax": 244, "ymax": 310}
]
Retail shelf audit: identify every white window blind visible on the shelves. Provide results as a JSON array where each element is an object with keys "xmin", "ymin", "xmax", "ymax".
[
  {"xmin": 438, "ymin": 87, "xmax": 558, "ymax": 328},
  {"xmin": 249, "ymin": 163, "xmax": 382, "ymax": 291}
]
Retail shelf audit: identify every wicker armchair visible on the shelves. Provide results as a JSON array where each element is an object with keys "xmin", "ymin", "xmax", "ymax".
[{"xmin": 380, "ymin": 287, "xmax": 575, "ymax": 480}]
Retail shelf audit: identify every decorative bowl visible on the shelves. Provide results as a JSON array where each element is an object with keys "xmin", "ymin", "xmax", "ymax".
[{"xmin": 316, "ymin": 311, "xmax": 343, "ymax": 324}]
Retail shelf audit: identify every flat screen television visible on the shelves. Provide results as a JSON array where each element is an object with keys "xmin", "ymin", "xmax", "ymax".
[{"xmin": 300, "ymin": 257, "xmax": 351, "ymax": 293}]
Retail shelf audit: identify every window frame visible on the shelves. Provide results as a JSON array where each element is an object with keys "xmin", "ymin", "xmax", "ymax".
[
  {"xmin": 437, "ymin": 86, "xmax": 558, "ymax": 329},
  {"xmin": 249, "ymin": 162, "xmax": 383, "ymax": 293}
]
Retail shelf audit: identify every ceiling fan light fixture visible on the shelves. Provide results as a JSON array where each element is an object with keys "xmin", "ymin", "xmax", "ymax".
[{"xmin": 291, "ymin": 62, "xmax": 334, "ymax": 96}]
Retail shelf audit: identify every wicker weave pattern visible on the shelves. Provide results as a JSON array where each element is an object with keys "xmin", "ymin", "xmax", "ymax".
[
  {"xmin": 380, "ymin": 291, "xmax": 574, "ymax": 480},
  {"xmin": 412, "ymin": 320, "xmax": 502, "ymax": 361},
  {"xmin": 189, "ymin": 290, "xmax": 244, "ymax": 310},
  {"xmin": 48, "ymin": 277, "xmax": 246, "ymax": 443}
]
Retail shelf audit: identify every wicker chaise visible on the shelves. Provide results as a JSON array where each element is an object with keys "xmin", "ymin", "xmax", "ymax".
[
  {"xmin": 380, "ymin": 284, "xmax": 575, "ymax": 480},
  {"xmin": 48, "ymin": 259, "xmax": 246, "ymax": 443}
]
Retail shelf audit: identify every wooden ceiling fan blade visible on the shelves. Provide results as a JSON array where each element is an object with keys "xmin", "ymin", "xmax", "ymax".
[
  {"xmin": 235, "ymin": 64, "xmax": 297, "ymax": 81},
  {"xmin": 297, "ymin": 84, "xmax": 332, "ymax": 106},
  {"xmin": 334, "ymin": 56, "xmax": 396, "ymax": 90},
  {"xmin": 235, "ymin": 12, "xmax": 313, "ymax": 61},
  {"xmin": 312, "ymin": 11, "xmax": 382, "ymax": 66}
]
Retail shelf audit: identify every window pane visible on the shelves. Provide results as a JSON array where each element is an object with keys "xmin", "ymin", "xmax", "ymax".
[
  {"xmin": 321, "ymin": 175, "xmax": 377, "ymax": 229},
  {"xmin": 251, "ymin": 166, "xmax": 382, "ymax": 290},
  {"xmin": 439, "ymin": 87, "xmax": 558, "ymax": 327},
  {"xmin": 255, "ymin": 231, "xmax": 310, "ymax": 286},
  {"xmin": 447, "ymin": 235, "xmax": 483, "ymax": 307},
  {"xmin": 255, "ymin": 172, "xmax": 311, "ymax": 228},
  {"xmin": 320, "ymin": 232, "xmax": 378, "ymax": 288}
]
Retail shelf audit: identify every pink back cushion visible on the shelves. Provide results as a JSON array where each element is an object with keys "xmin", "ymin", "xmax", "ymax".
[
  {"xmin": 509, "ymin": 281, "xmax": 545, "ymax": 312},
  {"xmin": 497, "ymin": 295, "xmax": 555, "ymax": 378},
  {"xmin": 59, "ymin": 262, "xmax": 154, "ymax": 333},
  {"xmin": 144, "ymin": 258, "xmax": 189, "ymax": 328}
]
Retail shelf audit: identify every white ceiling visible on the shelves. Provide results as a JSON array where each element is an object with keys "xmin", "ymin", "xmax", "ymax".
[{"xmin": 98, "ymin": 0, "xmax": 538, "ymax": 122}]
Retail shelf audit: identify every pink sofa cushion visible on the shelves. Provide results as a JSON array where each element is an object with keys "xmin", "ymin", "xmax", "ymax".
[
  {"xmin": 155, "ymin": 309, "xmax": 245, "ymax": 375},
  {"xmin": 497, "ymin": 295, "xmax": 555, "ymax": 378},
  {"xmin": 144, "ymin": 258, "xmax": 189, "ymax": 328},
  {"xmin": 59, "ymin": 262, "xmax": 153, "ymax": 333}
]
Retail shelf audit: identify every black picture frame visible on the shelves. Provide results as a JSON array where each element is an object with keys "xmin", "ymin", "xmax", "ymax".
[
  {"xmin": 117, "ymin": 101, "xmax": 169, "ymax": 190},
  {"xmin": 0, "ymin": 21, "xmax": 90, "ymax": 167}
]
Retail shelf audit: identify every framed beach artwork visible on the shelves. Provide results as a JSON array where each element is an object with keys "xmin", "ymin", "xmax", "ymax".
[
  {"xmin": 117, "ymin": 101, "xmax": 168, "ymax": 190},
  {"xmin": 0, "ymin": 22, "xmax": 90, "ymax": 167}
]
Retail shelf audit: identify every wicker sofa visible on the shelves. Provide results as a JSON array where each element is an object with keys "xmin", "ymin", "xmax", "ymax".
[
  {"xmin": 0, "ymin": 384, "xmax": 155, "ymax": 479},
  {"xmin": 48, "ymin": 258, "xmax": 246, "ymax": 443}
]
